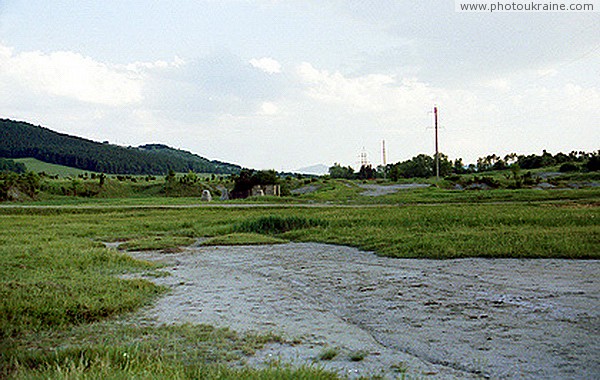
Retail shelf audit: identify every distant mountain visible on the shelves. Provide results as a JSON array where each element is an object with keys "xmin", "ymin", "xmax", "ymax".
[
  {"xmin": 0, "ymin": 119, "xmax": 241, "ymax": 175},
  {"xmin": 296, "ymin": 164, "xmax": 329, "ymax": 175}
]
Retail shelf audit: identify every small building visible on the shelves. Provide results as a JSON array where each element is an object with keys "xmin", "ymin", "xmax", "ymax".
[{"xmin": 251, "ymin": 184, "xmax": 280, "ymax": 197}]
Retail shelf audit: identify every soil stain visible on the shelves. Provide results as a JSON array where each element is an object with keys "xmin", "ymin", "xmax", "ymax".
[{"xmin": 129, "ymin": 242, "xmax": 599, "ymax": 379}]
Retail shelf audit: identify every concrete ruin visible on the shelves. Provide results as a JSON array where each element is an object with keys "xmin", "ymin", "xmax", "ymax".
[
  {"xmin": 251, "ymin": 184, "xmax": 280, "ymax": 197},
  {"xmin": 201, "ymin": 189, "xmax": 212, "ymax": 202}
]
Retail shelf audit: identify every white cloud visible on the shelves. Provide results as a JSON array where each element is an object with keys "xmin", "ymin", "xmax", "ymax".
[
  {"xmin": 258, "ymin": 101, "xmax": 279, "ymax": 115},
  {"xmin": 482, "ymin": 78, "xmax": 511, "ymax": 91},
  {"xmin": 296, "ymin": 61, "xmax": 450, "ymax": 122},
  {"xmin": 535, "ymin": 67, "xmax": 559, "ymax": 78},
  {"xmin": 297, "ymin": 62, "xmax": 398, "ymax": 112},
  {"xmin": 293, "ymin": 61, "xmax": 600, "ymax": 166},
  {"xmin": 249, "ymin": 57, "xmax": 282, "ymax": 74},
  {"xmin": 124, "ymin": 56, "xmax": 185, "ymax": 72},
  {"xmin": 0, "ymin": 44, "xmax": 143, "ymax": 106}
]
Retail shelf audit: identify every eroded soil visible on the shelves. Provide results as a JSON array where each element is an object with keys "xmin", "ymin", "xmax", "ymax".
[{"xmin": 129, "ymin": 243, "xmax": 599, "ymax": 379}]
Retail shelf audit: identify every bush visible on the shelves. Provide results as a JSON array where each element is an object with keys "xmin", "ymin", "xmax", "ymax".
[
  {"xmin": 0, "ymin": 171, "xmax": 40, "ymax": 201},
  {"xmin": 586, "ymin": 155, "xmax": 600, "ymax": 171},
  {"xmin": 445, "ymin": 175, "xmax": 461, "ymax": 182},
  {"xmin": 233, "ymin": 216, "xmax": 328, "ymax": 235},
  {"xmin": 559, "ymin": 163, "xmax": 579, "ymax": 172}
]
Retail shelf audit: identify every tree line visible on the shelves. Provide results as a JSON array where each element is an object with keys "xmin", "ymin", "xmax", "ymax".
[
  {"xmin": 329, "ymin": 150, "xmax": 599, "ymax": 180},
  {"xmin": 0, "ymin": 158, "xmax": 26, "ymax": 174},
  {"xmin": 0, "ymin": 119, "xmax": 241, "ymax": 175}
]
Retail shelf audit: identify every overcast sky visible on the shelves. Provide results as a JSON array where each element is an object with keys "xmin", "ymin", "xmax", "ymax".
[{"xmin": 1, "ymin": 1, "xmax": 599, "ymax": 171}]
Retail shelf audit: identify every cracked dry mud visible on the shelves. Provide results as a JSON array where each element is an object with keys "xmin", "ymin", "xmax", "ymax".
[{"xmin": 129, "ymin": 242, "xmax": 599, "ymax": 379}]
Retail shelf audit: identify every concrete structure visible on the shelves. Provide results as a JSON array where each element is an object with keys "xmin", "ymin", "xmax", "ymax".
[
  {"xmin": 251, "ymin": 184, "xmax": 280, "ymax": 197},
  {"xmin": 201, "ymin": 189, "xmax": 212, "ymax": 201}
]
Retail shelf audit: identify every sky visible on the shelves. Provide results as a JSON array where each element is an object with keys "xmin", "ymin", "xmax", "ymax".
[{"xmin": 0, "ymin": 0, "xmax": 599, "ymax": 171}]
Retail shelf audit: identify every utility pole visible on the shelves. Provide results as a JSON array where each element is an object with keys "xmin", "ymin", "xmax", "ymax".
[
  {"xmin": 434, "ymin": 106, "xmax": 440, "ymax": 181},
  {"xmin": 382, "ymin": 139, "xmax": 387, "ymax": 179}
]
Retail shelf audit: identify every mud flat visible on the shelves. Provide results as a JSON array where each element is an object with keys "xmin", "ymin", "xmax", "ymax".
[
  {"xmin": 358, "ymin": 183, "xmax": 430, "ymax": 196},
  {"xmin": 130, "ymin": 243, "xmax": 599, "ymax": 379}
]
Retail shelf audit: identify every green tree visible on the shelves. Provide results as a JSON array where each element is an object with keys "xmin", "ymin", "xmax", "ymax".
[
  {"xmin": 437, "ymin": 154, "xmax": 453, "ymax": 177},
  {"xmin": 98, "ymin": 173, "xmax": 106, "ymax": 187},
  {"xmin": 22, "ymin": 172, "xmax": 40, "ymax": 198},
  {"xmin": 252, "ymin": 169, "xmax": 278, "ymax": 185},
  {"xmin": 398, "ymin": 154, "xmax": 434, "ymax": 178},
  {"xmin": 510, "ymin": 164, "xmax": 523, "ymax": 188},
  {"xmin": 453, "ymin": 158, "xmax": 466, "ymax": 174},
  {"xmin": 357, "ymin": 165, "xmax": 376, "ymax": 180},
  {"xmin": 328, "ymin": 163, "xmax": 355, "ymax": 179},
  {"xmin": 0, "ymin": 158, "xmax": 26, "ymax": 173},
  {"xmin": 586, "ymin": 152, "xmax": 600, "ymax": 171}
]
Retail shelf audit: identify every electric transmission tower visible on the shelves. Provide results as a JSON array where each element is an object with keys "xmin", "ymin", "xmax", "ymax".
[{"xmin": 359, "ymin": 147, "xmax": 369, "ymax": 167}]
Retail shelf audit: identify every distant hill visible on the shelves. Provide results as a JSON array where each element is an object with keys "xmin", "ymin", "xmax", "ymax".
[
  {"xmin": 0, "ymin": 119, "xmax": 241, "ymax": 175},
  {"xmin": 296, "ymin": 164, "xmax": 329, "ymax": 175}
]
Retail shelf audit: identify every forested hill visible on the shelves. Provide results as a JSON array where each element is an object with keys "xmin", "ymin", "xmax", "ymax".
[{"xmin": 0, "ymin": 119, "xmax": 241, "ymax": 175}]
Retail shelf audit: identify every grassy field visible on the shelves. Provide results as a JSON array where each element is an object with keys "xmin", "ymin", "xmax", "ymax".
[
  {"xmin": 1, "ymin": 191, "xmax": 599, "ymax": 378},
  {"xmin": 14, "ymin": 158, "xmax": 93, "ymax": 177}
]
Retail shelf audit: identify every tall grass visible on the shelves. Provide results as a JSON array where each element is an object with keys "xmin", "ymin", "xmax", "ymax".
[
  {"xmin": 0, "ymin": 232, "xmax": 163, "ymax": 339},
  {"xmin": 0, "ymin": 208, "xmax": 343, "ymax": 378},
  {"xmin": 1, "ymin": 199, "xmax": 598, "ymax": 377},
  {"xmin": 4, "ymin": 323, "xmax": 335, "ymax": 379},
  {"xmin": 232, "ymin": 215, "xmax": 328, "ymax": 235},
  {"xmin": 283, "ymin": 203, "xmax": 599, "ymax": 259}
]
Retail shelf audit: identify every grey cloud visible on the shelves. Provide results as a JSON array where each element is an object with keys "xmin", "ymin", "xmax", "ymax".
[
  {"xmin": 143, "ymin": 50, "xmax": 290, "ymax": 122},
  {"xmin": 337, "ymin": 1, "xmax": 600, "ymax": 84}
]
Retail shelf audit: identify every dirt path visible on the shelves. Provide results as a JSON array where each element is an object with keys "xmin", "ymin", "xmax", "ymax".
[{"xmin": 130, "ymin": 243, "xmax": 599, "ymax": 379}]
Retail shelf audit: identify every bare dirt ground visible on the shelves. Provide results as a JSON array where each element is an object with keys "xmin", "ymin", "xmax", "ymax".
[
  {"xmin": 357, "ymin": 183, "xmax": 430, "ymax": 196},
  {"xmin": 128, "ymin": 243, "xmax": 599, "ymax": 379}
]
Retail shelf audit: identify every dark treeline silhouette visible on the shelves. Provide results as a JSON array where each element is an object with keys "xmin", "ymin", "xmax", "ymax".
[
  {"xmin": 330, "ymin": 150, "xmax": 599, "ymax": 180},
  {"xmin": 0, "ymin": 158, "xmax": 26, "ymax": 174},
  {"xmin": 231, "ymin": 169, "xmax": 278, "ymax": 198},
  {"xmin": 0, "ymin": 119, "xmax": 241, "ymax": 175},
  {"xmin": 472, "ymin": 150, "xmax": 597, "ymax": 172}
]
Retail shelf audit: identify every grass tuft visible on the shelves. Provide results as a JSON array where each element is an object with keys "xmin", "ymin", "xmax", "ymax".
[
  {"xmin": 348, "ymin": 350, "xmax": 368, "ymax": 362},
  {"xmin": 119, "ymin": 236, "xmax": 196, "ymax": 252},
  {"xmin": 201, "ymin": 233, "xmax": 288, "ymax": 246},
  {"xmin": 233, "ymin": 215, "xmax": 328, "ymax": 235},
  {"xmin": 318, "ymin": 347, "xmax": 339, "ymax": 361}
]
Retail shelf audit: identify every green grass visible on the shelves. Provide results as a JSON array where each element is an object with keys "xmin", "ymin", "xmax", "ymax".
[
  {"xmin": 348, "ymin": 350, "xmax": 368, "ymax": 362},
  {"xmin": 232, "ymin": 215, "xmax": 329, "ymax": 235},
  {"xmin": 201, "ymin": 233, "xmax": 288, "ymax": 246},
  {"xmin": 14, "ymin": 158, "xmax": 94, "ymax": 177},
  {"xmin": 0, "ymin": 206, "xmax": 343, "ymax": 378},
  {"xmin": 6, "ymin": 174, "xmax": 599, "ymax": 206},
  {"xmin": 1, "ymin": 195, "xmax": 598, "ymax": 378},
  {"xmin": 4, "ymin": 322, "xmax": 337, "ymax": 379},
  {"xmin": 317, "ymin": 347, "xmax": 339, "ymax": 361},
  {"xmin": 119, "ymin": 235, "xmax": 196, "ymax": 252}
]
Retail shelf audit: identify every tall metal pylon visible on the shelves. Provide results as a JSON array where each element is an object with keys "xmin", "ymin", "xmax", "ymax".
[{"xmin": 359, "ymin": 147, "xmax": 369, "ymax": 167}]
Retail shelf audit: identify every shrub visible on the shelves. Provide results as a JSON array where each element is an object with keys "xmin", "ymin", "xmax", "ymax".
[
  {"xmin": 349, "ymin": 350, "xmax": 368, "ymax": 362},
  {"xmin": 233, "ymin": 216, "xmax": 328, "ymax": 235},
  {"xmin": 559, "ymin": 163, "xmax": 579, "ymax": 172},
  {"xmin": 587, "ymin": 155, "xmax": 600, "ymax": 171}
]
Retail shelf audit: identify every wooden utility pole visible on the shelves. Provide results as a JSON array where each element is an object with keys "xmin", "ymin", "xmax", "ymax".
[{"xmin": 434, "ymin": 106, "xmax": 439, "ymax": 181}]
